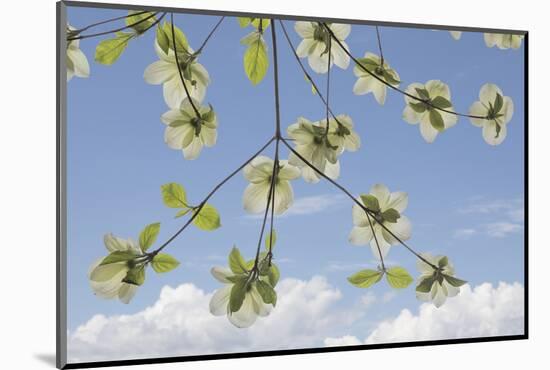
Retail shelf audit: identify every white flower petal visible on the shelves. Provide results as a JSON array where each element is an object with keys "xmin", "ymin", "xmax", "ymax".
[
  {"xmin": 164, "ymin": 124, "xmax": 194, "ymax": 150},
  {"xmin": 352, "ymin": 202, "xmax": 369, "ymax": 227},
  {"xmin": 211, "ymin": 267, "xmax": 233, "ymax": 283},
  {"xmin": 89, "ymin": 262, "xmax": 127, "ymax": 283},
  {"xmin": 353, "ymin": 76, "xmax": 376, "ymax": 95},
  {"xmin": 468, "ymin": 101, "xmax": 487, "ymax": 127},
  {"xmin": 273, "ymin": 181, "xmax": 294, "ymax": 215},
  {"xmin": 67, "ymin": 47, "xmax": 90, "ymax": 78},
  {"xmin": 370, "ymin": 227, "xmax": 391, "ymax": 259},
  {"xmin": 372, "ymin": 82, "xmax": 387, "ymax": 105},
  {"xmin": 118, "ymin": 283, "xmax": 138, "ymax": 304},
  {"xmin": 331, "ymin": 41, "xmax": 350, "ymax": 70},
  {"xmin": 330, "ymin": 23, "xmax": 351, "ymax": 40},
  {"xmin": 209, "ymin": 285, "xmax": 232, "ymax": 316},
  {"xmin": 349, "ymin": 226, "xmax": 373, "ymax": 246},
  {"xmin": 200, "ymin": 126, "xmax": 217, "ymax": 147},
  {"xmin": 228, "ymin": 292, "xmax": 258, "ymax": 328},
  {"xmin": 295, "ymin": 21, "xmax": 315, "ymax": 38},
  {"xmin": 296, "ymin": 39, "xmax": 316, "ymax": 58},
  {"xmin": 382, "ymin": 215, "xmax": 412, "ymax": 244},
  {"xmin": 370, "ymin": 184, "xmax": 391, "ymax": 209},
  {"xmin": 479, "ymin": 83, "xmax": 503, "ymax": 105},
  {"xmin": 482, "ymin": 120, "xmax": 507, "ymax": 146},
  {"xmin": 182, "ymin": 137, "xmax": 203, "ymax": 160},
  {"xmin": 419, "ymin": 118, "xmax": 439, "ymax": 143},
  {"xmin": 243, "ymin": 156, "xmax": 273, "ymax": 183},
  {"xmin": 243, "ymin": 183, "xmax": 270, "ymax": 214},
  {"xmin": 143, "ymin": 60, "xmax": 176, "ymax": 85},
  {"xmin": 386, "ymin": 191, "xmax": 408, "ymax": 212},
  {"xmin": 403, "ymin": 105, "xmax": 420, "ymax": 125}
]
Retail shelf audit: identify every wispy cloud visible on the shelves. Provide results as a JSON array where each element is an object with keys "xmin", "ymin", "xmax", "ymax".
[
  {"xmin": 454, "ymin": 197, "xmax": 524, "ymax": 239},
  {"xmin": 484, "ymin": 222, "xmax": 523, "ymax": 238},
  {"xmin": 453, "ymin": 228, "xmax": 477, "ymax": 239}
]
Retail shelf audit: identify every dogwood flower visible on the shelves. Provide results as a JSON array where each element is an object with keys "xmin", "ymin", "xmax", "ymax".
[
  {"xmin": 144, "ymin": 41, "xmax": 210, "ymax": 109},
  {"xmin": 66, "ymin": 24, "xmax": 90, "ymax": 81},
  {"xmin": 243, "ymin": 156, "xmax": 300, "ymax": 214},
  {"xmin": 349, "ymin": 184, "xmax": 412, "ymax": 259},
  {"xmin": 449, "ymin": 31, "xmax": 462, "ymax": 40},
  {"xmin": 402, "ymin": 80, "xmax": 458, "ymax": 143},
  {"xmin": 209, "ymin": 266, "xmax": 272, "ymax": 328},
  {"xmin": 160, "ymin": 98, "xmax": 217, "ymax": 160},
  {"xmin": 468, "ymin": 83, "xmax": 514, "ymax": 145},
  {"xmin": 416, "ymin": 254, "xmax": 465, "ymax": 308},
  {"xmin": 484, "ymin": 33, "xmax": 524, "ymax": 50},
  {"xmin": 287, "ymin": 116, "xmax": 359, "ymax": 183},
  {"xmin": 295, "ymin": 21, "xmax": 351, "ymax": 74},
  {"xmin": 353, "ymin": 52, "xmax": 400, "ymax": 105},
  {"xmin": 88, "ymin": 233, "xmax": 143, "ymax": 304}
]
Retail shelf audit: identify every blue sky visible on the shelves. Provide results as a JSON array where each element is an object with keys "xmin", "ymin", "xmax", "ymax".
[{"xmin": 66, "ymin": 5, "xmax": 525, "ymax": 357}]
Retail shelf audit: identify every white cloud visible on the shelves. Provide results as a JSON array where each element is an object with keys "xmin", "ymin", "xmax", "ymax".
[
  {"xmin": 484, "ymin": 222, "xmax": 523, "ymax": 238},
  {"xmin": 453, "ymin": 228, "xmax": 477, "ymax": 239},
  {"xmin": 245, "ymin": 194, "xmax": 346, "ymax": 220},
  {"xmin": 68, "ymin": 276, "xmax": 360, "ymax": 363},
  {"xmin": 458, "ymin": 198, "xmax": 523, "ymax": 215},
  {"xmin": 324, "ymin": 282, "xmax": 524, "ymax": 346}
]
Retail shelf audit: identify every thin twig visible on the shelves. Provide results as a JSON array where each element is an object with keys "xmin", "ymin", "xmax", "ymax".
[
  {"xmin": 325, "ymin": 35, "xmax": 332, "ymax": 136},
  {"xmin": 196, "ymin": 16, "xmax": 226, "ymax": 54},
  {"xmin": 68, "ymin": 11, "xmax": 159, "ymax": 41},
  {"xmin": 170, "ymin": 13, "xmax": 201, "ymax": 118},
  {"xmin": 279, "ymin": 20, "xmax": 345, "ymax": 129},
  {"xmin": 375, "ymin": 26, "xmax": 384, "ymax": 65},
  {"xmin": 71, "ymin": 10, "xmax": 149, "ymax": 34},
  {"xmin": 281, "ymin": 138, "xmax": 438, "ymax": 270},
  {"xmin": 322, "ymin": 23, "xmax": 487, "ymax": 120},
  {"xmin": 366, "ymin": 212, "xmax": 386, "ymax": 270},
  {"xmin": 153, "ymin": 137, "xmax": 276, "ymax": 254}
]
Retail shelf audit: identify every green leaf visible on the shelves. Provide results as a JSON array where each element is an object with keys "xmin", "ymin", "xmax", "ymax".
[
  {"xmin": 360, "ymin": 194, "xmax": 381, "ymax": 212},
  {"xmin": 494, "ymin": 93, "xmax": 504, "ymax": 113},
  {"xmin": 429, "ymin": 109, "xmax": 445, "ymax": 132},
  {"xmin": 443, "ymin": 274, "xmax": 467, "ymax": 287},
  {"xmin": 156, "ymin": 24, "xmax": 170, "ymax": 54},
  {"xmin": 123, "ymin": 265, "xmax": 146, "ymax": 286},
  {"xmin": 237, "ymin": 17, "xmax": 251, "ymax": 28},
  {"xmin": 228, "ymin": 247, "xmax": 248, "ymax": 274},
  {"xmin": 139, "ymin": 222, "xmax": 160, "ymax": 252},
  {"xmin": 250, "ymin": 18, "xmax": 270, "ymax": 31},
  {"xmin": 151, "ymin": 253, "xmax": 180, "ymax": 273},
  {"xmin": 267, "ymin": 263, "xmax": 280, "ymax": 287},
  {"xmin": 431, "ymin": 96, "xmax": 452, "ymax": 109},
  {"xmin": 163, "ymin": 22, "xmax": 189, "ymax": 53},
  {"xmin": 174, "ymin": 208, "xmax": 191, "ymax": 218},
  {"xmin": 94, "ymin": 31, "xmax": 134, "ymax": 65},
  {"xmin": 229, "ymin": 278, "xmax": 248, "ymax": 313},
  {"xmin": 347, "ymin": 269, "xmax": 383, "ymax": 288},
  {"xmin": 243, "ymin": 32, "xmax": 269, "ymax": 85},
  {"xmin": 193, "ymin": 204, "xmax": 221, "ymax": 231},
  {"xmin": 382, "ymin": 69, "xmax": 400, "ymax": 85},
  {"xmin": 100, "ymin": 251, "xmax": 137, "ymax": 265},
  {"xmin": 415, "ymin": 87, "xmax": 430, "ymax": 100},
  {"xmin": 381, "ymin": 208, "xmax": 400, "ymax": 223},
  {"xmin": 386, "ymin": 267, "xmax": 413, "ymax": 289},
  {"xmin": 416, "ymin": 275, "xmax": 435, "ymax": 293},
  {"xmin": 126, "ymin": 10, "xmax": 156, "ymax": 33},
  {"xmin": 256, "ymin": 280, "xmax": 277, "ymax": 306},
  {"xmin": 409, "ymin": 102, "xmax": 427, "ymax": 113},
  {"xmin": 265, "ymin": 230, "xmax": 277, "ymax": 251},
  {"xmin": 201, "ymin": 104, "xmax": 216, "ymax": 125},
  {"xmin": 161, "ymin": 183, "xmax": 187, "ymax": 208},
  {"xmin": 438, "ymin": 256, "xmax": 449, "ymax": 268}
]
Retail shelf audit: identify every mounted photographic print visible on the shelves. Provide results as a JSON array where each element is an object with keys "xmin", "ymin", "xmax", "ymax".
[{"xmin": 57, "ymin": 1, "xmax": 528, "ymax": 368}]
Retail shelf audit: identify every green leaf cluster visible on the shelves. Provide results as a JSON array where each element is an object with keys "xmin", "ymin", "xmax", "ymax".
[
  {"xmin": 348, "ymin": 266, "xmax": 413, "ymax": 289},
  {"xmin": 156, "ymin": 21, "xmax": 190, "ymax": 55},
  {"xmin": 161, "ymin": 182, "xmax": 221, "ymax": 231},
  {"xmin": 126, "ymin": 11, "xmax": 157, "ymax": 34},
  {"xmin": 226, "ymin": 246, "xmax": 279, "ymax": 313}
]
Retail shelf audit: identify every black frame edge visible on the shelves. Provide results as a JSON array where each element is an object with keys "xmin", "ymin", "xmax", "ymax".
[{"xmin": 58, "ymin": 1, "xmax": 529, "ymax": 368}]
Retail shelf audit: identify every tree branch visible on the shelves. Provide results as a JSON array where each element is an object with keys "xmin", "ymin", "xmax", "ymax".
[
  {"xmin": 68, "ymin": 11, "xmax": 160, "ymax": 41},
  {"xmin": 281, "ymin": 138, "xmax": 438, "ymax": 270},
  {"xmin": 322, "ymin": 23, "xmax": 487, "ymax": 120},
  {"xmin": 196, "ymin": 16, "xmax": 225, "ymax": 54},
  {"xmin": 170, "ymin": 13, "xmax": 202, "ymax": 118},
  {"xmin": 279, "ymin": 20, "xmax": 346, "ymax": 130},
  {"xmin": 153, "ymin": 137, "xmax": 276, "ymax": 254}
]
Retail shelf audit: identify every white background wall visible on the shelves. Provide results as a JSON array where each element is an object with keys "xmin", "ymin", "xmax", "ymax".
[{"xmin": 0, "ymin": 0, "xmax": 544, "ymax": 369}]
